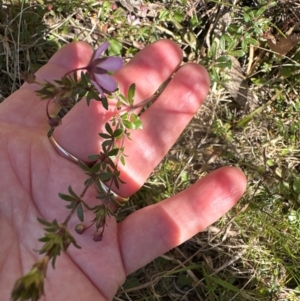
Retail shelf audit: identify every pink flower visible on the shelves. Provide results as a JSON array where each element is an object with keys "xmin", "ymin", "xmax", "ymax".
[
  {"xmin": 86, "ymin": 42, "xmax": 123, "ymax": 97},
  {"xmin": 127, "ymin": 14, "xmax": 140, "ymax": 26}
]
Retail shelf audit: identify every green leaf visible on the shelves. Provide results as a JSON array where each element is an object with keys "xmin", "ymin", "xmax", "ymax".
[
  {"xmin": 11, "ymin": 265, "xmax": 46, "ymax": 301},
  {"xmin": 84, "ymin": 177, "xmax": 95, "ymax": 187},
  {"xmin": 122, "ymin": 119, "xmax": 133, "ymax": 129},
  {"xmin": 37, "ymin": 217, "xmax": 55, "ymax": 227},
  {"xmin": 101, "ymin": 96, "xmax": 108, "ymax": 110},
  {"xmin": 236, "ymin": 101, "xmax": 270, "ymax": 128},
  {"xmin": 173, "ymin": 9, "xmax": 185, "ymax": 23},
  {"xmin": 113, "ymin": 128, "xmax": 124, "ymax": 139},
  {"xmin": 122, "ymin": 277, "xmax": 140, "ymax": 290},
  {"xmin": 105, "ymin": 156, "xmax": 118, "ymax": 171},
  {"xmin": 120, "ymin": 154, "xmax": 126, "ymax": 166},
  {"xmin": 241, "ymin": 39, "xmax": 247, "ymax": 52},
  {"xmin": 58, "ymin": 193, "xmax": 77, "ymax": 202},
  {"xmin": 117, "ymin": 93, "xmax": 129, "ymax": 106},
  {"xmin": 243, "ymin": 13, "xmax": 250, "ymax": 22},
  {"xmin": 108, "ymin": 148, "xmax": 119, "ymax": 157},
  {"xmin": 77, "ymin": 204, "xmax": 84, "ymax": 222},
  {"xmin": 229, "ymin": 49, "xmax": 246, "ymax": 57},
  {"xmin": 189, "ymin": 15, "xmax": 201, "ymax": 28},
  {"xmin": 38, "ymin": 236, "xmax": 51, "ymax": 243},
  {"xmin": 99, "ymin": 133, "xmax": 112, "ymax": 139},
  {"xmin": 86, "ymin": 89, "xmax": 101, "ymax": 105},
  {"xmin": 88, "ymin": 154, "xmax": 100, "ymax": 161},
  {"xmin": 81, "ymin": 201, "xmax": 95, "ymax": 210},
  {"xmin": 121, "ymin": 112, "xmax": 129, "ymax": 121},
  {"xmin": 209, "ymin": 40, "xmax": 218, "ymax": 58},
  {"xmin": 227, "ymin": 38, "xmax": 236, "ymax": 52},
  {"xmin": 43, "ymin": 226, "xmax": 58, "ymax": 233},
  {"xmin": 209, "ymin": 276, "xmax": 241, "ymax": 293},
  {"xmin": 113, "ymin": 175, "xmax": 120, "ymax": 189},
  {"xmin": 102, "ymin": 140, "xmax": 112, "ymax": 151},
  {"xmin": 127, "ymin": 83, "xmax": 136, "ymax": 106},
  {"xmin": 68, "ymin": 186, "xmax": 79, "ymax": 198},
  {"xmin": 91, "ymin": 162, "xmax": 101, "ymax": 173},
  {"xmin": 65, "ymin": 203, "xmax": 76, "ymax": 209},
  {"xmin": 105, "ymin": 122, "xmax": 114, "ymax": 135},
  {"xmin": 183, "ymin": 31, "xmax": 197, "ymax": 50},
  {"xmin": 215, "ymin": 56, "xmax": 232, "ymax": 68},
  {"xmin": 170, "ymin": 16, "xmax": 183, "ymax": 30},
  {"xmin": 78, "ymin": 161, "xmax": 92, "ymax": 172},
  {"xmin": 245, "ymin": 37, "xmax": 259, "ymax": 46},
  {"xmin": 131, "ymin": 114, "xmax": 143, "ymax": 129},
  {"xmin": 293, "ymin": 177, "xmax": 300, "ymax": 194},
  {"xmin": 220, "ymin": 35, "xmax": 226, "ymax": 52},
  {"xmin": 256, "ymin": 6, "xmax": 266, "ymax": 18},
  {"xmin": 98, "ymin": 172, "xmax": 113, "ymax": 181},
  {"xmin": 108, "ymin": 39, "xmax": 122, "ymax": 56}
]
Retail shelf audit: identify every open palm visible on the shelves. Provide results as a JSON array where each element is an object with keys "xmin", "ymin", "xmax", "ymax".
[{"xmin": 0, "ymin": 40, "xmax": 246, "ymax": 301}]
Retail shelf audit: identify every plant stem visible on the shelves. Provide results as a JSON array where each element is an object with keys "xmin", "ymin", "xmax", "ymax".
[{"xmin": 62, "ymin": 183, "xmax": 91, "ymax": 226}]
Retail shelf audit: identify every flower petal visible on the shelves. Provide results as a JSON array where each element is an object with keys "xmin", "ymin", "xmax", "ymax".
[
  {"xmin": 91, "ymin": 79, "xmax": 104, "ymax": 97},
  {"xmin": 93, "ymin": 42, "xmax": 110, "ymax": 59},
  {"xmin": 132, "ymin": 18, "xmax": 140, "ymax": 26},
  {"xmin": 94, "ymin": 74, "xmax": 117, "ymax": 92},
  {"xmin": 97, "ymin": 57, "xmax": 124, "ymax": 71}
]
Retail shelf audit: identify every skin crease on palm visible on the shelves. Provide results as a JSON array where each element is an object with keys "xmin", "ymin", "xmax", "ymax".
[{"xmin": 0, "ymin": 40, "xmax": 247, "ymax": 301}]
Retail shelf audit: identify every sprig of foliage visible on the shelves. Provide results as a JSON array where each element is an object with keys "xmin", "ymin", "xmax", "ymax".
[
  {"xmin": 10, "ymin": 41, "xmax": 147, "ymax": 301},
  {"xmin": 11, "ymin": 257, "xmax": 49, "ymax": 301},
  {"xmin": 37, "ymin": 218, "xmax": 81, "ymax": 267}
]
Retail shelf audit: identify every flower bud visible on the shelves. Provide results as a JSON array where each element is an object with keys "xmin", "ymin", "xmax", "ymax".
[
  {"xmin": 75, "ymin": 224, "xmax": 85, "ymax": 235},
  {"xmin": 48, "ymin": 115, "xmax": 62, "ymax": 127},
  {"xmin": 60, "ymin": 97, "xmax": 71, "ymax": 106},
  {"xmin": 93, "ymin": 230, "xmax": 103, "ymax": 242},
  {"xmin": 20, "ymin": 71, "xmax": 36, "ymax": 83}
]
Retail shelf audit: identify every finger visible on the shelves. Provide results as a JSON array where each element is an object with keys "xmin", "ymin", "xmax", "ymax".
[
  {"xmin": 117, "ymin": 63, "xmax": 209, "ymax": 196},
  {"xmin": 114, "ymin": 39, "xmax": 183, "ymax": 103},
  {"xmin": 52, "ymin": 40, "xmax": 184, "ymax": 170},
  {"xmin": 0, "ymin": 42, "xmax": 93, "ymax": 129},
  {"xmin": 118, "ymin": 167, "xmax": 247, "ymax": 274}
]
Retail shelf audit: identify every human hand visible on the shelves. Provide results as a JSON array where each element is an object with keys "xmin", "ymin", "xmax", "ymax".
[{"xmin": 0, "ymin": 40, "xmax": 246, "ymax": 301}]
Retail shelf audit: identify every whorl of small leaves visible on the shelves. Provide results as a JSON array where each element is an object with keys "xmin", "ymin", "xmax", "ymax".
[
  {"xmin": 11, "ymin": 257, "xmax": 49, "ymax": 301},
  {"xmin": 37, "ymin": 218, "xmax": 81, "ymax": 268}
]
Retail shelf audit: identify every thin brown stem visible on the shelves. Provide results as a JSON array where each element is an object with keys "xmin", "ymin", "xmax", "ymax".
[{"xmin": 63, "ymin": 67, "xmax": 87, "ymax": 79}]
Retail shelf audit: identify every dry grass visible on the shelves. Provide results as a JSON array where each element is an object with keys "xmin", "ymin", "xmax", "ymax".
[{"xmin": 1, "ymin": 0, "xmax": 300, "ymax": 300}]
